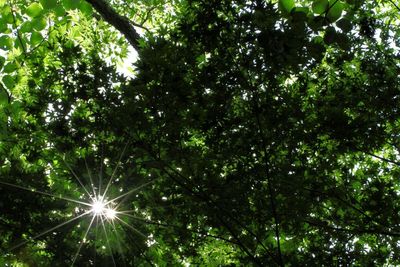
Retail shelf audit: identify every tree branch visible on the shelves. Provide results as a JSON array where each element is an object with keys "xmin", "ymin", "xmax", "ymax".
[
  {"xmin": 305, "ymin": 219, "xmax": 400, "ymax": 238},
  {"xmin": 228, "ymin": 50, "xmax": 284, "ymax": 265},
  {"xmin": 9, "ymin": 0, "xmax": 26, "ymax": 55},
  {"xmin": 363, "ymin": 150, "xmax": 400, "ymax": 166},
  {"xmin": 388, "ymin": 0, "xmax": 400, "ymax": 12},
  {"xmin": 133, "ymin": 139, "xmax": 271, "ymax": 266},
  {"xmin": 85, "ymin": 0, "xmax": 141, "ymax": 50}
]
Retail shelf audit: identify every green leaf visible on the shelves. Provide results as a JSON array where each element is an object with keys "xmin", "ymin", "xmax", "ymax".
[
  {"xmin": 3, "ymin": 62, "xmax": 17, "ymax": 73},
  {"xmin": 39, "ymin": 0, "xmax": 57, "ymax": 10},
  {"xmin": 1, "ymin": 7, "xmax": 13, "ymax": 24},
  {"xmin": 336, "ymin": 18, "xmax": 352, "ymax": 32},
  {"xmin": 30, "ymin": 31, "xmax": 43, "ymax": 46},
  {"xmin": 26, "ymin": 3, "xmax": 43, "ymax": 18},
  {"xmin": 79, "ymin": 1, "xmax": 93, "ymax": 16},
  {"xmin": 2, "ymin": 75, "xmax": 15, "ymax": 89},
  {"xmin": 54, "ymin": 6, "xmax": 66, "ymax": 17},
  {"xmin": 0, "ymin": 19, "xmax": 8, "ymax": 33},
  {"xmin": 20, "ymin": 21, "xmax": 33, "ymax": 33},
  {"xmin": 32, "ymin": 17, "xmax": 47, "ymax": 31},
  {"xmin": 323, "ymin": 27, "xmax": 336, "ymax": 45},
  {"xmin": 2, "ymin": 6, "xmax": 11, "ymax": 17},
  {"xmin": 0, "ymin": 88, "xmax": 8, "ymax": 105},
  {"xmin": 14, "ymin": 37, "xmax": 27, "ymax": 51},
  {"xmin": 336, "ymin": 32, "xmax": 350, "ymax": 50},
  {"xmin": 0, "ymin": 56, "xmax": 4, "ymax": 68},
  {"xmin": 308, "ymin": 36, "xmax": 326, "ymax": 61},
  {"xmin": 352, "ymin": 181, "xmax": 362, "ymax": 189},
  {"xmin": 327, "ymin": 0, "xmax": 344, "ymax": 22},
  {"xmin": 308, "ymin": 15, "xmax": 325, "ymax": 32},
  {"xmin": 279, "ymin": 0, "xmax": 295, "ymax": 14},
  {"xmin": 293, "ymin": 6, "xmax": 309, "ymax": 15},
  {"xmin": 291, "ymin": 7, "xmax": 309, "ymax": 23},
  {"xmin": 0, "ymin": 35, "xmax": 12, "ymax": 50},
  {"xmin": 312, "ymin": 0, "xmax": 329, "ymax": 14},
  {"xmin": 63, "ymin": 0, "xmax": 80, "ymax": 10}
]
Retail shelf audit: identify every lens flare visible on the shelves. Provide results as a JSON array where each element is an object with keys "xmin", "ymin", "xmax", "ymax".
[
  {"xmin": 105, "ymin": 208, "xmax": 117, "ymax": 219},
  {"xmin": 90, "ymin": 197, "xmax": 117, "ymax": 221}
]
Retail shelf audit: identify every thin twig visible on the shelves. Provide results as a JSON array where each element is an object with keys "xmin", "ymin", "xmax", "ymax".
[
  {"xmin": 305, "ymin": 219, "xmax": 400, "ymax": 237},
  {"xmin": 8, "ymin": 0, "xmax": 26, "ymax": 55},
  {"xmin": 140, "ymin": 6, "xmax": 157, "ymax": 26},
  {"xmin": 131, "ymin": 21, "xmax": 150, "ymax": 33}
]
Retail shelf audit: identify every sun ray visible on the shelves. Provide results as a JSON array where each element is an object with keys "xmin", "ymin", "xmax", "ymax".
[
  {"xmin": 109, "ymin": 219, "xmax": 127, "ymax": 267},
  {"xmin": 100, "ymin": 215, "xmax": 117, "ymax": 267},
  {"xmin": 71, "ymin": 214, "xmax": 96, "ymax": 267},
  {"xmin": 62, "ymin": 155, "xmax": 94, "ymax": 200},
  {"xmin": 114, "ymin": 216, "xmax": 148, "ymax": 239},
  {"xmin": 115, "ymin": 211, "xmax": 150, "ymax": 223},
  {"xmin": 84, "ymin": 156, "xmax": 97, "ymax": 198},
  {"xmin": 92, "ymin": 216, "xmax": 99, "ymax": 266},
  {"xmin": 102, "ymin": 141, "xmax": 129, "ymax": 199},
  {"xmin": 0, "ymin": 181, "xmax": 91, "ymax": 207},
  {"xmin": 3, "ymin": 140, "xmax": 161, "ymax": 264},
  {"xmin": 10, "ymin": 210, "xmax": 91, "ymax": 251},
  {"xmin": 99, "ymin": 143, "xmax": 104, "ymax": 197},
  {"xmin": 107, "ymin": 179, "xmax": 155, "ymax": 207},
  {"xmin": 115, "ymin": 211, "xmax": 169, "ymax": 230}
]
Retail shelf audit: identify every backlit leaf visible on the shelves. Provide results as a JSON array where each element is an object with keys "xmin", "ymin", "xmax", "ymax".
[
  {"xmin": 327, "ymin": 0, "xmax": 344, "ymax": 22},
  {"xmin": 0, "ymin": 19, "xmax": 8, "ymax": 33},
  {"xmin": 39, "ymin": 0, "xmax": 57, "ymax": 10},
  {"xmin": 63, "ymin": 0, "xmax": 80, "ymax": 10},
  {"xmin": 79, "ymin": 1, "xmax": 93, "ymax": 16},
  {"xmin": 2, "ymin": 75, "xmax": 14, "ymax": 89},
  {"xmin": 279, "ymin": 0, "xmax": 295, "ymax": 14},
  {"xmin": 312, "ymin": 0, "xmax": 329, "ymax": 14},
  {"xmin": 0, "ymin": 35, "xmax": 12, "ymax": 50},
  {"xmin": 3, "ymin": 62, "xmax": 17, "ymax": 73},
  {"xmin": 0, "ymin": 56, "xmax": 4, "ymax": 68},
  {"xmin": 26, "ymin": 3, "xmax": 43, "ymax": 18},
  {"xmin": 20, "ymin": 21, "xmax": 33, "ymax": 33},
  {"xmin": 30, "ymin": 31, "xmax": 43, "ymax": 46},
  {"xmin": 54, "ymin": 6, "xmax": 66, "ymax": 17},
  {"xmin": 32, "ymin": 17, "xmax": 47, "ymax": 31},
  {"xmin": 0, "ymin": 89, "xmax": 8, "ymax": 105}
]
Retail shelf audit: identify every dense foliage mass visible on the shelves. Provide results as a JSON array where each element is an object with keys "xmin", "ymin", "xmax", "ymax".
[{"xmin": 1, "ymin": 0, "xmax": 400, "ymax": 266}]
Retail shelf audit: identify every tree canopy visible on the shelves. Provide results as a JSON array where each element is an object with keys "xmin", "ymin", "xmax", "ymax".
[{"xmin": 1, "ymin": 0, "xmax": 400, "ymax": 265}]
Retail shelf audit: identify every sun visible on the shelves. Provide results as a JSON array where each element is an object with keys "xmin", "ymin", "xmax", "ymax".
[
  {"xmin": 90, "ymin": 196, "xmax": 117, "ymax": 220},
  {"xmin": 91, "ymin": 198, "xmax": 106, "ymax": 214}
]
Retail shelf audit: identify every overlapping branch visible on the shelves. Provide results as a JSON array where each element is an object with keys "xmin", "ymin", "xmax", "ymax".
[{"xmin": 85, "ymin": 0, "xmax": 141, "ymax": 50}]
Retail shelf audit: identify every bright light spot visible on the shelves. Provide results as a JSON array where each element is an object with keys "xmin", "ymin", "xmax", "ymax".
[
  {"xmin": 90, "ymin": 196, "xmax": 117, "ymax": 220},
  {"xmin": 91, "ymin": 199, "xmax": 105, "ymax": 214},
  {"xmin": 105, "ymin": 208, "xmax": 116, "ymax": 219}
]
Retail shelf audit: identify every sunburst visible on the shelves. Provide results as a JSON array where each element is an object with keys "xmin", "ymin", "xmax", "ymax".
[{"xmin": 0, "ymin": 142, "xmax": 157, "ymax": 266}]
